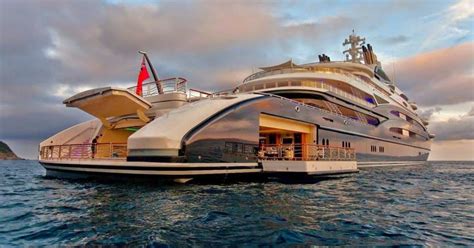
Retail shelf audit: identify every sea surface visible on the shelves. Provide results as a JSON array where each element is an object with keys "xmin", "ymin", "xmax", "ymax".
[{"xmin": 0, "ymin": 160, "xmax": 473, "ymax": 246}]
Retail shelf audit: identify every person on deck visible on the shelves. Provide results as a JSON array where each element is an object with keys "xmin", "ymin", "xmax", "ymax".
[{"xmin": 91, "ymin": 136, "xmax": 99, "ymax": 159}]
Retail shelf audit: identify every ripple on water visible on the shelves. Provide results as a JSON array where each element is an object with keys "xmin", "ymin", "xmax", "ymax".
[{"xmin": 0, "ymin": 160, "xmax": 473, "ymax": 246}]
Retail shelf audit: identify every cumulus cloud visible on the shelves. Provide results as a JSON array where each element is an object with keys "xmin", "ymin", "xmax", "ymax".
[
  {"xmin": 468, "ymin": 106, "xmax": 474, "ymax": 116},
  {"xmin": 391, "ymin": 42, "xmax": 474, "ymax": 106},
  {"xmin": 429, "ymin": 115, "xmax": 474, "ymax": 141},
  {"xmin": 0, "ymin": 0, "xmax": 353, "ymax": 158},
  {"xmin": 418, "ymin": 107, "xmax": 442, "ymax": 120},
  {"xmin": 0, "ymin": 0, "xmax": 472, "ymax": 159}
]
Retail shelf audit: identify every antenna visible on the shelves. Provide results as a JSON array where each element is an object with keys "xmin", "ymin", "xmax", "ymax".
[{"xmin": 342, "ymin": 30, "xmax": 365, "ymax": 63}]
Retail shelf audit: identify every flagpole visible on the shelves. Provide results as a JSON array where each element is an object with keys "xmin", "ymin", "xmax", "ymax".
[{"xmin": 139, "ymin": 51, "xmax": 162, "ymax": 94}]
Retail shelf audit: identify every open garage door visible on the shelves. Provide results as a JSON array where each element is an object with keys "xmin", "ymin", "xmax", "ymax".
[{"xmin": 259, "ymin": 114, "xmax": 316, "ymax": 159}]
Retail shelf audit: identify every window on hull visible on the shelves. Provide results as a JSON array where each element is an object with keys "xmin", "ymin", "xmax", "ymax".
[
  {"xmin": 374, "ymin": 94, "xmax": 389, "ymax": 104},
  {"xmin": 370, "ymin": 145, "xmax": 377, "ymax": 152},
  {"xmin": 389, "ymin": 127, "xmax": 428, "ymax": 141},
  {"xmin": 390, "ymin": 110, "xmax": 425, "ymax": 131},
  {"xmin": 400, "ymin": 94, "xmax": 409, "ymax": 101},
  {"xmin": 240, "ymin": 78, "xmax": 376, "ymax": 107},
  {"xmin": 374, "ymin": 66, "xmax": 391, "ymax": 82},
  {"xmin": 281, "ymin": 94, "xmax": 380, "ymax": 126}
]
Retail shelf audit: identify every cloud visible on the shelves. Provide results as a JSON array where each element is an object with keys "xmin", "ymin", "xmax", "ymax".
[
  {"xmin": 391, "ymin": 42, "xmax": 474, "ymax": 106},
  {"xmin": 429, "ymin": 115, "xmax": 474, "ymax": 141},
  {"xmin": 0, "ymin": 0, "xmax": 472, "ymax": 160},
  {"xmin": 0, "ymin": 0, "xmax": 353, "ymax": 159},
  {"xmin": 418, "ymin": 107, "xmax": 442, "ymax": 120},
  {"xmin": 420, "ymin": 0, "xmax": 474, "ymax": 50},
  {"xmin": 381, "ymin": 35, "xmax": 409, "ymax": 45},
  {"xmin": 468, "ymin": 106, "xmax": 474, "ymax": 116}
]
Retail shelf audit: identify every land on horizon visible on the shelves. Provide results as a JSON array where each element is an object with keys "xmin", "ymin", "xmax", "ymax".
[{"xmin": 0, "ymin": 141, "xmax": 22, "ymax": 160}]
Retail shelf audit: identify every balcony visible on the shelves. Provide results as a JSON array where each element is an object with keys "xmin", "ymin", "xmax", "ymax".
[
  {"xmin": 128, "ymin": 77, "xmax": 187, "ymax": 98},
  {"xmin": 40, "ymin": 143, "xmax": 127, "ymax": 160},
  {"xmin": 258, "ymin": 144, "xmax": 356, "ymax": 161}
]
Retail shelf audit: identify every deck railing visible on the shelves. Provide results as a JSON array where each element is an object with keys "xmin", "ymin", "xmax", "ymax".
[
  {"xmin": 40, "ymin": 143, "xmax": 127, "ymax": 160},
  {"xmin": 128, "ymin": 77, "xmax": 187, "ymax": 97},
  {"xmin": 258, "ymin": 144, "xmax": 355, "ymax": 161}
]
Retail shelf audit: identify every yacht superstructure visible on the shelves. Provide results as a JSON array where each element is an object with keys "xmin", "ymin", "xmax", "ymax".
[{"xmin": 39, "ymin": 32, "xmax": 432, "ymax": 182}]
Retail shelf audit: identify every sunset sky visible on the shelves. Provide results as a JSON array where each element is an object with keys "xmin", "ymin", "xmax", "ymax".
[{"xmin": 0, "ymin": 0, "xmax": 473, "ymax": 160}]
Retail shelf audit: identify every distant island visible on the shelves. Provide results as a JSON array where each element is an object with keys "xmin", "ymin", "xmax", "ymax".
[{"xmin": 0, "ymin": 141, "xmax": 22, "ymax": 160}]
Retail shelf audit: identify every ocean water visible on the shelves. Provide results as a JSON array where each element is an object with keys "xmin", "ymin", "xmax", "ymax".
[{"xmin": 0, "ymin": 160, "xmax": 473, "ymax": 246}]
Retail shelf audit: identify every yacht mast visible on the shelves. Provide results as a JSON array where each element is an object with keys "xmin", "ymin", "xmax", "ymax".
[{"xmin": 342, "ymin": 30, "xmax": 365, "ymax": 63}]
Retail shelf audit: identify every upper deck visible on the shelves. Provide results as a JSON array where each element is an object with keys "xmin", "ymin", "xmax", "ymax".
[{"xmin": 238, "ymin": 59, "xmax": 419, "ymax": 116}]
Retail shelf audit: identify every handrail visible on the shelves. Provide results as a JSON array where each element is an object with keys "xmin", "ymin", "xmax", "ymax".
[
  {"xmin": 258, "ymin": 143, "xmax": 356, "ymax": 161},
  {"xmin": 259, "ymin": 92, "xmax": 379, "ymax": 126},
  {"xmin": 241, "ymin": 66, "xmax": 392, "ymax": 106},
  {"xmin": 188, "ymin": 88, "xmax": 212, "ymax": 100},
  {"xmin": 40, "ymin": 143, "xmax": 127, "ymax": 160},
  {"xmin": 128, "ymin": 77, "xmax": 187, "ymax": 97}
]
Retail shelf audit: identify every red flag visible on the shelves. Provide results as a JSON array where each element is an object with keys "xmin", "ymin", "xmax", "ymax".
[{"xmin": 136, "ymin": 57, "xmax": 150, "ymax": 96}]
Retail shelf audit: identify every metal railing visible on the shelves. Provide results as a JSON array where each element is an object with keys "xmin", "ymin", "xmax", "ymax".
[
  {"xmin": 188, "ymin": 88, "xmax": 213, "ymax": 100},
  {"xmin": 40, "ymin": 143, "xmax": 127, "ymax": 160},
  {"xmin": 128, "ymin": 77, "xmax": 187, "ymax": 97},
  {"xmin": 243, "ymin": 67, "xmax": 373, "ymax": 89},
  {"xmin": 261, "ymin": 93, "xmax": 379, "ymax": 127},
  {"xmin": 241, "ymin": 76, "xmax": 376, "ymax": 109},
  {"xmin": 258, "ymin": 144, "xmax": 355, "ymax": 161}
]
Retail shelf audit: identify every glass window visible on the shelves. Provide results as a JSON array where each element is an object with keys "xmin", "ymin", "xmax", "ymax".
[
  {"xmin": 302, "ymin": 81, "xmax": 316, "ymax": 87},
  {"xmin": 235, "ymin": 143, "xmax": 243, "ymax": 153},
  {"xmin": 265, "ymin": 82, "xmax": 276, "ymax": 89},
  {"xmin": 224, "ymin": 142, "xmax": 233, "ymax": 153},
  {"xmin": 375, "ymin": 66, "xmax": 391, "ymax": 82},
  {"xmin": 374, "ymin": 94, "xmax": 389, "ymax": 104},
  {"xmin": 254, "ymin": 84, "xmax": 264, "ymax": 90},
  {"xmin": 278, "ymin": 81, "xmax": 289, "ymax": 87},
  {"xmin": 365, "ymin": 97, "xmax": 376, "ymax": 104},
  {"xmin": 400, "ymin": 94, "xmax": 409, "ymax": 101},
  {"xmin": 390, "ymin": 110, "xmax": 400, "ymax": 117},
  {"xmin": 244, "ymin": 144, "xmax": 254, "ymax": 154},
  {"xmin": 366, "ymin": 116, "xmax": 380, "ymax": 126}
]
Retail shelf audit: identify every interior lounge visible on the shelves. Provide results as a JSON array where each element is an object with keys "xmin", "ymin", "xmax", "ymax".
[{"xmin": 259, "ymin": 114, "xmax": 317, "ymax": 159}]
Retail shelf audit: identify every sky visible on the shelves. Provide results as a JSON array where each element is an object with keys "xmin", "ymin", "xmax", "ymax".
[{"xmin": 0, "ymin": 0, "xmax": 473, "ymax": 160}]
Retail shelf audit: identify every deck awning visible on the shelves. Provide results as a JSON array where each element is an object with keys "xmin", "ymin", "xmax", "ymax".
[
  {"xmin": 63, "ymin": 87, "xmax": 152, "ymax": 128},
  {"xmin": 259, "ymin": 60, "xmax": 300, "ymax": 71}
]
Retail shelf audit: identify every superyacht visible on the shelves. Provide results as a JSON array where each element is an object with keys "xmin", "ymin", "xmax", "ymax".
[{"xmin": 39, "ymin": 32, "xmax": 433, "ymax": 182}]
